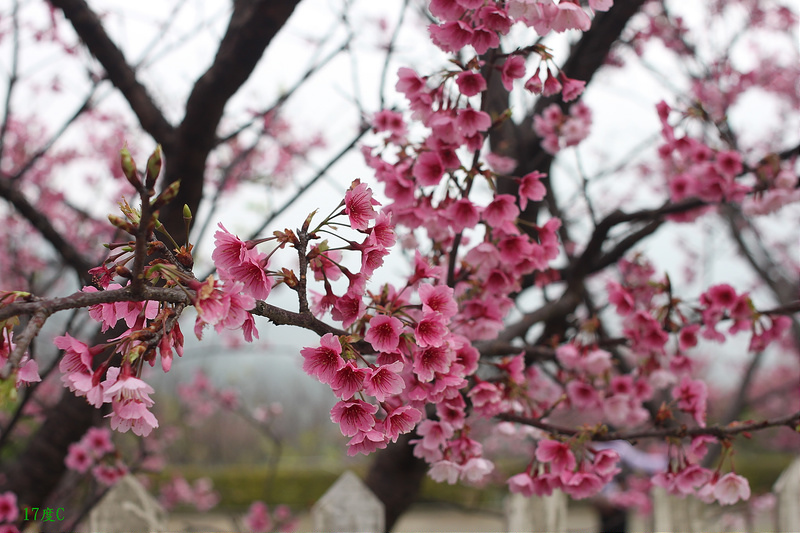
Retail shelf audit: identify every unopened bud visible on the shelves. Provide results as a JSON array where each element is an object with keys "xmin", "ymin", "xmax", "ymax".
[
  {"xmin": 151, "ymin": 180, "xmax": 181, "ymax": 209},
  {"xmin": 120, "ymin": 146, "xmax": 140, "ymax": 189},
  {"xmin": 183, "ymin": 204, "xmax": 192, "ymax": 221},
  {"xmin": 108, "ymin": 214, "xmax": 138, "ymax": 235},
  {"xmin": 115, "ymin": 265, "xmax": 133, "ymax": 278},
  {"xmin": 145, "ymin": 145, "xmax": 163, "ymax": 189}
]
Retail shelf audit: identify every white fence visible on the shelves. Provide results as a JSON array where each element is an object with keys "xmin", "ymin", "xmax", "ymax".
[
  {"xmin": 310, "ymin": 459, "xmax": 799, "ymax": 533},
  {"xmin": 86, "ymin": 458, "xmax": 799, "ymax": 532}
]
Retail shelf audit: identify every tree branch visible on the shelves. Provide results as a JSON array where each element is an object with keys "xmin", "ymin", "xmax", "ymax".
[
  {"xmin": 0, "ymin": 178, "xmax": 94, "ymax": 286},
  {"xmin": 48, "ymin": 0, "xmax": 175, "ymax": 144},
  {"xmin": 159, "ymin": 0, "xmax": 302, "ymax": 244},
  {"xmin": 499, "ymin": 409, "xmax": 800, "ymax": 442}
]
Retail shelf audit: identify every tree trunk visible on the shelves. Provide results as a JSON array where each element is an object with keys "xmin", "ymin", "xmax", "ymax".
[{"xmin": 365, "ymin": 433, "xmax": 428, "ymax": 532}]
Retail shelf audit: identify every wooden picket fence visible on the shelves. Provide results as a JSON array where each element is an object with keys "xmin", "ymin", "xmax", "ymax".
[
  {"xmin": 86, "ymin": 457, "xmax": 799, "ymax": 532},
  {"xmin": 309, "ymin": 458, "xmax": 800, "ymax": 533}
]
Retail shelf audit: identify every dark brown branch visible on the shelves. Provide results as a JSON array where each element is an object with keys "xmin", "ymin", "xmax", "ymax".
[
  {"xmin": 0, "ymin": 178, "xmax": 94, "ymax": 286},
  {"xmin": 159, "ymin": 0, "xmax": 301, "ymax": 244},
  {"xmin": 0, "ymin": 286, "xmax": 190, "ymax": 324},
  {"xmin": 499, "ymin": 409, "xmax": 800, "ymax": 442},
  {"xmin": 48, "ymin": 0, "xmax": 175, "ymax": 144}
]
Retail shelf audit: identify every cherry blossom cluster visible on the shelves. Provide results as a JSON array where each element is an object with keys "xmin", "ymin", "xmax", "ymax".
[
  {"xmin": 64, "ymin": 427, "xmax": 127, "ymax": 486},
  {"xmin": 243, "ymin": 501, "xmax": 296, "ymax": 533},
  {"xmin": 296, "ymin": 0, "xmax": 608, "ymax": 483},
  {"xmin": 652, "ymin": 436, "xmax": 750, "ymax": 505},
  {"xmin": 533, "ymin": 102, "xmax": 592, "ymax": 155},
  {"xmin": 158, "ymin": 476, "xmax": 220, "ymax": 512},
  {"xmin": 508, "ymin": 441, "xmax": 621, "ymax": 499},
  {"xmin": 606, "ymin": 258, "xmax": 790, "ymax": 426}
]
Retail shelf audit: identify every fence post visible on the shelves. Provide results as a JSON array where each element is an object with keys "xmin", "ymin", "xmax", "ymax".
[
  {"xmin": 88, "ymin": 474, "xmax": 167, "ymax": 533},
  {"xmin": 774, "ymin": 456, "xmax": 800, "ymax": 532},
  {"xmin": 504, "ymin": 489, "xmax": 567, "ymax": 532},
  {"xmin": 651, "ymin": 486, "xmax": 708, "ymax": 533},
  {"xmin": 311, "ymin": 470, "xmax": 384, "ymax": 533}
]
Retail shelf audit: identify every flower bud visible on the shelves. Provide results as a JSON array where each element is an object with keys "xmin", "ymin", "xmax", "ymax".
[
  {"xmin": 120, "ymin": 146, "xmax": 140, "ymax": 189},
  {"xmin": 145, "ymin": 145, "xmax": 163, "ymax": 189},
  {"xmin": 108, "ymin": 214, "xmax": 138, "ymax": 235},
  {"xmin": 151, "ymin": 180, "xmax": 181, "ymax": 209}
]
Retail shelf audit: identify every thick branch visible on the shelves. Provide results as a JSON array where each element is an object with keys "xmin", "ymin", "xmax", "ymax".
[
  {"xmin": 48, "ymin": 0, "xmax": 174, "ymax": 143},
  {"xmin": 161, "ymin": 0, "xmax": 301, "ymax": 244},
  {"xmin": 0, "ymin": 286, "xmax": 190, "ymax": 324}
]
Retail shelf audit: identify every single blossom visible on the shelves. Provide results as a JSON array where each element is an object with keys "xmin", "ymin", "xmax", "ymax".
[
  {"xmin": 330, "ymin": 399, "xmax": 377, "ymax": 437},
  {"xmin": 364, "ymin": 314, "xmax": 404, "ymax": 353},
  {"xmin": 714, "ymin": 473, "xmax": 751, "ymax": 505},
  {"xmin": 300, "ymin": 333, "xmax": 344, "ymax": 385},
  {"xmin": 344, "ymin": 180, "xmax": 380, "ymax": 231}
]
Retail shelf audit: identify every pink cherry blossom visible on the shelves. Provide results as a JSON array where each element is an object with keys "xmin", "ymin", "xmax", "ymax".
[
  {"xmin": 300, "ymin": 333, "xmax": 344, "ymax": 385},
  {"xmin": 363, "ymin": 360, "xmax": 404, "ymax": 401},
  {"xmin": 92, "ymin": 461, "xmax": 127, "ymax": 486},
  {"xmin": 364, "ymin": 314, "xmax": 404, "ymax": 353},
  {"xmin": 384, "ymin": 405, "xmax": 422, "ymax": 442},
  {"xmin": 412, "ymin": 151, "xmax": 445, "ymax": 187},
  {"xmin": 551, "ymin": 2, "xmax": 591, "ymax": 33},
  {"xmin": 518, "ymin": 171, "xmax": 547, "ymax": 210},
  {"xmin": 413, "ymin": 344, "xmax": 455, "ymax": 382},
  {"xmin": 535, "ymin": 439, "xmax": 577, "ymax": 474},
  {"xmin": 429, "ymin": 21, "xmax": 473, "ymax": 53},
  {"xmin": 347, "ymin": 428, "xmax": 389, "ymax": 456},
  {"xmin": 102, "ymin": 366, "xmax": 159, "ymax": 437},
  {"xmin": 562, "ymin": 471, "xmax": 603, "ymax": 499},
  {"xmin": 456, "ymin": 107, "xmax": 492, "ymax": 137},
  {"xmin": 461, "ymin": 457, "xmax": 494, "ymax": 483},
  {"xmin": 714, "ymin": 472, "xmax": 751, "ymax": 505},
  {"xmin": 671, "ymin": 375, "xmax": 708, "ymax": 426},
  {"xmin": 428, "ymin": 460, "xmax": 461, "ymax": 484},
  {"xmin": 501, "ymin": 55, "xmax": 527, "ymax": 91},
  {"xmin": 344, "ymin": 180, "xmax": 380, "ymax": 231},
  {"xmin": 330, "ymin": 362, "xmax": 370, "ymax": 400},
  {"xmin": 415, "ymin": 314, "xmax": 449, "ymax": 348},
  {"xmin": 507, "ymin": 472, "xmax": 536, "ymax": 497},
  {"xmin": 244, "ymin": 501, "xmax": 273, "ymax": 533},
  {"xmin": 560, "ymin": 75, "xmax": 586, "ymax": 102},
  {"xmin": 0, "ymin": 492, "xmax": 18, "ymax": 523},
  {"xmin": 83, "ymin": 427, "xmax": 115, "ymax": 457},
  {"xmin": 330, "ymin": 399, "xmax": 377, "ymax": 437},
  {"xmin": 65, "ymin": 442, "xmax": 93, "ymax": 473},
  {"xmin": 455, "ymin": 71, "xmax": 487, "ymax": 97}
]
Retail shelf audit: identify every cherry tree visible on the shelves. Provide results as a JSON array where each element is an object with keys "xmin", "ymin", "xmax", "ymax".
[{"xmin": 1, "ymin": 0, "xmax": 799, "ymax": 531}]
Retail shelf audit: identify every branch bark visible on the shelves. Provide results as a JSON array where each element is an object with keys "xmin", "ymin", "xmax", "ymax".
[{"xmin": 48, "ymin": 0, "xmax": 175, "ymax": 144}]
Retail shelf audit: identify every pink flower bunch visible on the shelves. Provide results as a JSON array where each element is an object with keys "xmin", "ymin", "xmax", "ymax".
[
  {"xmin": 55, "ymin": 334, "xmax": 106, "ymax": 407},
  {"xmin": 158, "ymin": 476, "xmax": 220, "ymax": 512},
  {"xmin": 212, "ymin": 224, "xmax": 272, "ymax": 301},
  {"xmin": 65, "ymin": 427, "xmax": 127, "ymax": 486},
  {"xmin": 533, "ymin": 102, "xmax": 592, "ymax": 154},
  {"xmin": 176, "ymin": 369, "xmax": 249, "ymax": 426},
  {"xmin": 102, "ymin": 366, "xmax": 159, "ymax": 437},
  {"xmin": 189, "ymin": 277, "xmax": 257, "ymax": 341},
  {"xmin": 83, "ymin": 283, "xmax": 160, "ymax": 332},
  {"xmin": 652, "ymin": 435, "xmax": 751, "ymax": 505},
  {"xmin": 243, "ymin": 501, "xmax": 295, "ymax": 533},
  {"xmin": 508, "ymin": 442, "xmax": 621, "ymax": 500},
  {"xmin": 656, "ymin": 102, "xmax": 751, "ymax": 208},
  {"xmin": 506, "ymin": 0, "xmax": 612, "ymax": 36}
]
